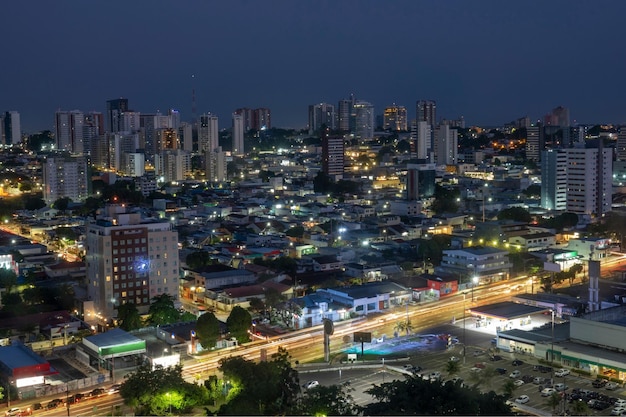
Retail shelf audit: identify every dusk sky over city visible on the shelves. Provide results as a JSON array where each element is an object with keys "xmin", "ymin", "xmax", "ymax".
[{"xmin": 3, "ymin": 0, "xmax": 626, "ymax": 133}]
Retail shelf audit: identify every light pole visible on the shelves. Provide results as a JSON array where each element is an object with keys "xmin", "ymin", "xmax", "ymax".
[
  {"xmin": 472, "ymin": 276, "xmax": 478, "ymax": 302},
  {"xmin": 481, "ymin": 183, "xmax": 488, "ymax": 222},
  {"xmin": 462, "ymin": 292, "xmax": 467, "ymax": 364},
  {"xmin": 550, "ymin": 309, "xmax": 555, "ymax": 385}
]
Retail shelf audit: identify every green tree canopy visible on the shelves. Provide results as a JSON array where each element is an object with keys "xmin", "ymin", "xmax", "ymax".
[
  {"xmin": 285, "ymin": 225, "xmax": 305, "ymax": 238},
  {"xmin": 147, "ymin": 294, "xmax": 181, "ymax": 326},
  {"xmin": 363, "ymin": 376, "xmax": 513, "ymax": 415},
  {"xmin": 217, "ymin": 347, "xmax": 300, "ymax": 415},
  {"xmin": 53, "ymin": 197, "xmax": 71, "ymax": 212},
  {"xmin": 497, "ymin": 207, "xmax": 532, "ymax": 223},
  {"xmin": 226, "ymin": 306, "xmax": 252, "ymax": 343},
  {"xmin": 293, "ymin": 383, "xmax": 357, "ymax": 416},
  {"xmin": 196, "ymin": 312, "xmax": 220, "ymax": 350},
  {"xmin": 119, "ymin": 364, "xmax": 207, "ymax": 415},
  {"xmin": 116, "ymin": 303, "xmax": 143, "ymax": 331},
  {"xmin": 185, "ymin": 251, "xmax": 214, "ymax": 270}
]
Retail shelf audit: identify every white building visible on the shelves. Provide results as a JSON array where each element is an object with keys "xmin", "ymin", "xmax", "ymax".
[
  {"xmin": 434, "ymin": 124, "xmax": 458, "ymax": 165},
  {"xmin": 206, "ymin": 146, "xmax": 227, "ymax": 183},
  {"xmin": 232, "ymin": 113, "xmax": 244, "ymax": 155},
  {"xmin": 155, "ymin": 150, "xmax": 191, "ymax": 183},
  {"xmin": 198, "ymin": 113, "xmax": 219, "ymax": 153},
  {"xmin": 564, "ymin": 148, "xmax": 612, "ymax": 216},
  {"xmin": 354, "ymin": 101, "xmax": 375, "ymax": 141},
  {"xmin": 55, "ymin": 110, "xmax": 84, "ymax": 154},
  {"xmin": 416, "ymin": 121, "xmax": 431, "ymax": 160},
  {"xmin": 123, "ymin": 152, "xmax": 145, "ymax": 177},
  {"xmin": 437, "ymin": 246, "xmax": 512, "ymax": 284},
  {"xmin": 42, "ymin": 155, "xmax": 90, "ymax": 204}
]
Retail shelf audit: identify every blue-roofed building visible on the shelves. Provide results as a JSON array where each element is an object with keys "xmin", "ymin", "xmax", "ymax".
[
  {"xmin": 316, "ymin": 281, "xmax": 411, "ymax": 317},
  {"xmin": 0, "ymin": 343, "xmax": 57, "ymax": 387}
]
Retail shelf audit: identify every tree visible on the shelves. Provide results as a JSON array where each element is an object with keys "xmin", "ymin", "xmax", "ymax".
[
  {"xmin": 196, "ymin": 312, "xmax": 220, "ymax": 349},
  {"xmin": 569, "ymin": 398, "xmax": 590, "ymax": 415},
  {"xmin": 445, "ymin": 360, "xmax": 461, "ymax": 376},
  {"xmin": 116, "ymin": 303, "xmax": 143, "ymax": 331},
  {"xmin": 497, "ymin": 207, "xmax": 532, "ymax": 223},
  {"xmin": 217, "ymin": 347, "xmax": 300, "ymax": 415},
  {"xmin": 0, "ymin": 269, "xmax": 18, "ymax": 293},
  {"xmin": 362, "ymin": 375, "xmax": 513, "ymax": 415},
  {"xmin": 119, "ymin": 363, "xmax": 207, "ymax": 415},
  {"xmin": 285, "ymin": 226, "xmax": 304, "ymax": 238},
  {"xmin": 502, "ymin": 379, "xmax": 516, "ymax": 398},
  {"xmin": 185, "ymin": 251, "xmax": 213, "ymax": 270},
  {"xmin": 248, "ymin": 297, "xmax": 265, "ymax": 315},
  {"xmin": 546, "ymin": 392, "xmax": 562, "ymax": 413},
  {"xmin": 226, "ymin": 306, "xmax": 252, "ymax": 343},
  {"xmin": 23, "ymin": 197, "xmax": 45, "ymax": 211},
  {"xmin": 313, "ymin": 171, "xmax": 333, "ymax": 194},
  {"xmin": 53, "ymin": 197, "xmax": 71, "ymax": 212},
  {"xmin": 293, "ymin": 383, "xmax": 357, "ymax": 416},
  {"xmin": 147, "ymin": 294, "xmax": 181, "ymax": 326}
]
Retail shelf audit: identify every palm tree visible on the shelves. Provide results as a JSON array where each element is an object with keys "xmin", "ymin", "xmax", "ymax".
[
  {"xmin": 445, "ymin": 360, "xmax": 460, "ymax": 376},
  {"xmin": 405, "ymin": 319, "xmax": 414, "ymax": 335},
  {"xmin": 546, "ymin": 392, "xmax": 562, "ymax": 414},
  {"xmin": 394, "ymin": 321, "xmax": 406, "ymax": 337},
  {"xmin": 502, "ymin": 379, "xmax": 516, "ymax": 398},
  {"xmin": 569, "ymin": 399, "xmax": 589, "ymax": 416}
]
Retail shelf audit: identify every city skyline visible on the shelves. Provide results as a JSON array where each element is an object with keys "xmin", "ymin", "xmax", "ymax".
[{"xmin": 3, "ymin": 1, "xmax": 626, "ymax": 133}]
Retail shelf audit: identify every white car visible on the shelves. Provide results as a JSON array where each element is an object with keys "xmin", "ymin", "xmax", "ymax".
[
  {"xmin": 509, "ymin": 370, "xmax": 521, "ymax": 379},
  {"xmin": 5, "ymin": 408, "xmax": 21, "ymax": 417},
  {"xmin": 429, "ymin": 371, "xmax": 441, "ymax": 381},
  {"xmin": 513, "ymin": 379, "xmax": 525, "ymax": 387},
  {"xmin": 449, "ymin": 356, "xmax": 460, "ymax": 362},
  {"xmin": 611, "ymin": 407, "xmax": 626, "ymax": 416},
  {"xmin": 470, "ymin": 367, "xmax": 482, "ymax": 373},
  {"xmin": 541, "ymin": 387, "xmax": 556, "ymax": 397},
  {"xmin": 614, "ymin": 399, "xmax": 626, "ymax": 408},
  {"xmin": 554, "ymin": 383, "xmax": 568, "ymax": 392},
  {"xmin": 606, "ymin": 382, "xmax": 620, "ymax": 390},
  {"xmin": 555, "ymin": 368, "xmax": 570, "ymax": 377},
  {"xmin": 302, "ymin": 380, "xmax": 319, "ymax": 390},
  {"xmin": 515, "ymin": 395, "xmax": 530, "ymax": 404}
]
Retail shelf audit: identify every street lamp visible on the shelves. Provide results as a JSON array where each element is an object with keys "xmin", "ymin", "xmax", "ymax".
[
  {"xmin": 462, "ymin": 292, "xmax": 467, "ymax": 364},
  {"xmin": 472, "ymin": 276, "xmax": 478, "ymax": 302}
]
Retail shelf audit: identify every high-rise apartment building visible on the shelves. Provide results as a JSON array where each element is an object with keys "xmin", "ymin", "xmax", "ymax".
[
  {"xmin": 415, "ymin": 121, "xmax": 431, "ymax": 160},
  {"xmin": 406, "ymin": 164, "xmax": 436, "ymax": 200},
  {"xmin": 617, "ymin": 128, "xmax": 626, "ymax": 161},
  {"xmin": 416, "ymin": 100, "xmax": 436, "ymax": 125},
  {"xmin": 541, "ymin": 147, "xmax": 612, "ymax": 216},
  {"xmin": 353, "ymin": 101, "xmax": 374, "ymax": 141},
  {"xmin": 85, "ymin": 204, "xmax": 179, "ymax": 319},
  {"xmin": 232, "ymin": 113, "xmax": 244, "ymax": 155},
  {"xmin": 525, "ymin": 124, "xmax": 544, "ymax": 162},
  {"xmin": 42, "ymin": 155, "xmax": 90, "ymax": 204},
  {"xmin": 308, "ymin": 103, "xmax": 336, "ymax": 133},
  {"xmin": 120, "ymin": 111, "xmax": 141, "ymax": 133},
  {"xmin": 322, "ymin": 136, "xmax": 344, "ymax": 178},
  {"xmin": 3, "ymin": 111, "xmax": 21, "ymax": 145},
  {"xmin": 198, "ymin": 113, "xmax": 219, "ymax": 153},
  {"xmin": 155, "ymin": 150, "xmax": 191, "ymax": 182},
  {"xmin": 178, "ymin": 122, "xmax": 193, "ymax": 153},
  {"xmin": 234, "ymin": 108, "xmax": 271, "ymax": 131},
  {"xmin": 434, "ymin": 125, "xmax": 458, "ymax": 165},
  {"xmin": 109, "ymin": 132, "xmax": 140, "ymax": 172},
  {"xmin": 541, "ymin": 149, "xmax": 567, "ymax": 211},
  {"xmin": 337, "ymin": 95, "xmax": 355, "ymax": 132},
  {"xmin": 206, "ymin": 147, "xmax": 227, "ymax": 183},
  {"xmin": 106, "ymin": 98, "xmax": 129, "ymax": 133},
  {"xmin": 544, "ymin": 105, "xmax": 570, "ymax": 127},
  {"xmin": 157, "ymin": 128, "xmax": 178, "ymax": 151},
  {"xmin": 122, "ymin": 153, "xmax": 146, "ymax": 177},
  {"xmin": 383, "ymin": 105, "xmax": 407, "ymax": 131},
  {"xmin": 83, "ymin": 112, "xmax": 104, "ymax": 155},
  {"xmin": 55, "ymin": 110, "xmax": 84, "ymax": 154}
]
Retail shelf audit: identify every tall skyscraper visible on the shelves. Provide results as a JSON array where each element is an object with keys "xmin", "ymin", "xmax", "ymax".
[
  {"xmin": 232, "ymin": 113, "xmax": 244, "ymax": 155},
  {"xmin": 206, "ymin": 147, "xmax": 227, "ymax": 182},
  {"xmin": 322, "ymin": 136, "xmax": 344, "ymax": 178},
  {"xmin": 353, "ymin": 101, "xmax": 374, "ymax": 141},
  {"xmin": 541, "ymin": 149, "xmax": 567, "ymax": 211},
  {"xmin": 198, "ymin": 113, "xmax": 219, "ymax": 152},
  {"xmin": 383, "ymin": 105, "xmax": 407, "ymax": 131},
  {"xmin": 416, "ymin": 121, "xmax": 431, "ymax": 160},
  {"xmin": 618, "ymin": 128, "xmax": 626, "ymax": 161},
  {"xmin": 3, "ymin": 111, "xmax": 21, "ymax": 145},
  {"xmin": 541, "ymin": 147, "xmax": 612, "ymax": 216},
  {"xmin": 83, "ymin": 112, "xmax": 104, "ymax": 155},
  {"xmin": 525, "ymin": 124, "xmax": 544, "ymax": 162},
  {"xmin": 544, "ymin": 105, "xmax": 570, "ymax": 127},
  {"xmin": 85, "ymin": 204, "xmax": 179, "ymax": 319},
  {"xmin": 106, "ymin": 98, "xmax": 129, "ymax": 133},
  {"xmin": 233, "ymin": 108, "xmax": 271, "ymax": 131},
  {"xmin": 42, "ymin": 155, "xmax": 90, "ymax": 204},
  {"xmin": 308, "ymin": 103, "xmax": 336, "ymax": 133},
  {"xmin": 155, "ymin": 149, "xmax": 191, "ymax": 182},
  {"xmin": 178, "ymin": 122, "xmax": 193, "ymax": 152},
  {"xmin": 416, "ymin": 100, "xmax": 436, "ymax": 125},
  {"xmin": 120, "ymin": 111, "xmax": 141, "ymax": 133},
  {"xmin": 338, "ymin": 95, "xmax": 355, "ymax": 132},
  {"xmin": 109, "ymin": 132, "xmax": 140, "ymax": 172},
  {"xmin": 434, "ymin": 125, "xmax": 458, "ymax": 165},
  {"xmin": 55, "ymin": 110, "xmax": 84, "ymax": 154}
]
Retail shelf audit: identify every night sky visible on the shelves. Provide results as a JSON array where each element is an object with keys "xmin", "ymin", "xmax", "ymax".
[{"xmin": 3, "ymin": 0, "xmax": 626, "ymax": 133}]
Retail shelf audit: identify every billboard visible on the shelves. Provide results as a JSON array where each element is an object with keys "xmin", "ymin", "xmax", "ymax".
[{"xmin": 354, "ymin": 332, "xmax": 371, "ymax": 343}]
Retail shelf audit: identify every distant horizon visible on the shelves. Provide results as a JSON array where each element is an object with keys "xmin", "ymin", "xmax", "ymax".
[{"xmin": 4, "ymin": 1, "xmax": 626, "ymax": 134}]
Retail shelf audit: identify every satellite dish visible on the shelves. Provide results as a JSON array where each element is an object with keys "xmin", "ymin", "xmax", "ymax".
[{"xmin": 323, "ymin": 318, "xmax": 334, "ymax": 335}]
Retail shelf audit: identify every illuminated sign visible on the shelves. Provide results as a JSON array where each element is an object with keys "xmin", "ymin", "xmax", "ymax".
[{"xmin": 16, "ymin": 376, "xmax": 44, "ymax": 388}]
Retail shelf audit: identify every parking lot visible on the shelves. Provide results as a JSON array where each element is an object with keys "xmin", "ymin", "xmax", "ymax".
[{"xmin": 299, "ymin": 322, "xmax": 626, "ymax": 416}]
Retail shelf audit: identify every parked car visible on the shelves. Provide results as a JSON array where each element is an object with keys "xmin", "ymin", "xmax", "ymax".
[
  {"xmin": 521, "ymin": 375, "xmax": 535, "ymax": 383},
  {"xmin": 555, "ymin": 383, "xmax": 568, "ymax": 392},
  {"xmin": 473, "ymin": 350, "xmax": 485, "ymax": 357},
  {"xmin": 533, "ymin": 376, "xmax": 546, "ymax": 385},
  {"xmin": 489, "ymin": 355, "xmax": 502, "ymax": 361},
  {"xmin": 606, "ymin": 382, "xmax": 620, "ymax": 391},
  {"xmin": 108, "ymin": 384, "xmax": 121, "ymax": 394},
  {"xmin": 31, "ymin": 404, "xmax": 41, "ymax": 411},
  {"xmin": 515, "ymin": 395, "xmax": 530, "ymax": 404},
  {"xmin": 512, "ymin": 359, "xmax": 524, "ymax": 366},
  {"xmin": 555, "ymin": 368, "xmax": 570, "ymax": 377},
  {"xmin": 90, "ymin": 388, "xmax": 105, "ymax": 397},
  {"xmin": 611, "ymin": 407, "xmax": 626, "ymax": 416},
  {"xmin": 470, "ymin": 367, "xmax": 482, "ymax": 373},
  {"xmin": 429, "ymin": 371, "xmax": 442, "ymax": 381},
  {"xmin": 495, "ymin": 368, "xmax": 507, "ymax": 375},
  {"xmin": 5, "ymin": 408, "xmax": 21, "ymax": 417},
  {"xmin": 593, "ymin": 379, "xmax": 607, "ymax": 388},
  {"xmin": 449, "ymin": 356, "xmax": 460, "ymax": 362},
  {"xmin": 302, "ymin": 380, "xmax": 320, "ymax": 390},
  {"xmin": 509, "ymin": 370, "xmax": 521, "ymax": 379},
  {"xmin": 513, "ymin": 379, "xmax": 525, "ymax": 387},
  {"xmin": 541, "ymin": 387, "xmax": 557, "ymax": 397}
]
